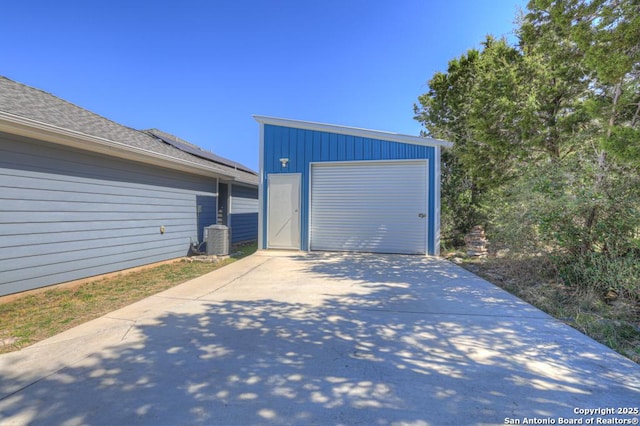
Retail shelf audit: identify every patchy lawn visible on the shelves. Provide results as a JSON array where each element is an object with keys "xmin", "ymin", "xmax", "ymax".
[{"xmin": 0, "ymin": 243, "xmax": 257, "ymax": 354}]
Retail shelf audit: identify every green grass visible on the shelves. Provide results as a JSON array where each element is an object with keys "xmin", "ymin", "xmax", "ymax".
[{"xmin": 0, "ymin": 243, "xmax": 257, "ymax": 354}]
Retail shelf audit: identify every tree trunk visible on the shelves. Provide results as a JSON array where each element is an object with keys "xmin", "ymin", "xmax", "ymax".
[{"xmin": 581, "ymin": 83, "xmax": 621, "ymax": 254}]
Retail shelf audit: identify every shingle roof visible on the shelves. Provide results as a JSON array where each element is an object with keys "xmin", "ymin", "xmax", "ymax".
[
  {"xmin": 0, "ymin": 76, "xmax": 257, "ymax": 182},
  {"xmin": 144, "ymin": 128, "xmax": 254, "ymax": 174}
]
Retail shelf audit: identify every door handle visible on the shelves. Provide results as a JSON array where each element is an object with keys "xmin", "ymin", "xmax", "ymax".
[{"xmin": 418, "ymin": 213, "xmax": 426, "ymax": 218}]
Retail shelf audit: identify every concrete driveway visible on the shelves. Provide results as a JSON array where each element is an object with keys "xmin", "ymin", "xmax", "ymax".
[{"xmin": 1, "ymin": 252, "xmax": 639, "ymax": 426}]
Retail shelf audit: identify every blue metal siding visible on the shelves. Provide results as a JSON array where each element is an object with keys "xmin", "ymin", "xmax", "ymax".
[
  {"xmin": 261, "ymin": 124, "xmax": 437, "ymax": 254},
  {"xmin": 0, "ymin": 133, "xmax": 217, "ymax": 296}
]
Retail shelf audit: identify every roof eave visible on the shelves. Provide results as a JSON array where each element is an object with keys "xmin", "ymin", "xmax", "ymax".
[
  {"xmin": 253, "ymin": 115, "xmax": 454, "ymax": 149},
  {"xmin": 0, "ymin": 111, "xmax": 257, "ymax": 184}
]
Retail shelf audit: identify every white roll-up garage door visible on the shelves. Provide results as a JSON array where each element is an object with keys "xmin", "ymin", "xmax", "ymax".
[{"xmin": 310, "ymin": 160, "xmax": 428, "ymax": 254}]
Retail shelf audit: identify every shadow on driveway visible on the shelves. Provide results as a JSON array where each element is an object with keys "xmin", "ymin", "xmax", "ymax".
[{"xmin": 1, "ymin": 253, "xmax": 639, "ymax": 425}]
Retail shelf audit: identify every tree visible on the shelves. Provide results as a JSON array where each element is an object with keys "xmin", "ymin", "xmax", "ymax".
[
  {"xmin": 525, "ymin": 0, "xmax": 640, "ymax": 255},
  {"xmin": 414, "ymin": 49, "xmax": 483, "ymax": 243},
  {"xmin": 415, "ymin": 0, "xmax": 640, "ymax": 283}
]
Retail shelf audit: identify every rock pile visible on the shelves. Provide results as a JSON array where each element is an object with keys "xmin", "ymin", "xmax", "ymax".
[
  {"xmin": 464, "ymin": 225, "xmax": 489, "ymax": 257},
  {"xmin": 183, "ymin": 255, "xmax": 224, "ymax": 263}
]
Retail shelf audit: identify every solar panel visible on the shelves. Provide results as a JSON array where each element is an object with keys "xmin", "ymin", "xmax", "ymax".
[{"xmin": 146, "ymin": 129, "xmax": 255, "ymax": 175}]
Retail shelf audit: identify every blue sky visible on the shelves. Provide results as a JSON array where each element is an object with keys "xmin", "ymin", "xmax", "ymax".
[{"xmin": 1, "ymin": 1, "xmax": 525, "ymax": 171}]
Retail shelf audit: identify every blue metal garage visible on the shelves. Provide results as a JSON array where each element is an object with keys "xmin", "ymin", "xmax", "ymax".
[{"xmin": 254, "ymin": 116, "xmax": 452, "ymax": 255}]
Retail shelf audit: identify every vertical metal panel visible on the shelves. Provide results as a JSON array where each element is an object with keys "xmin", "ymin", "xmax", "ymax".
[
  {"xmin": 311, "ymin": 131, "xmax": 321, "ymax": 160},
  {"xmin": 337, "ymin": 134, "xmax": 346, "ymax": 159},
  {"xmin": 261, "ymin": 124, "xmax": 438, "ymax": 254},
  {"xmin": 355, "ymin": 136, "xmax": 363, "ymax": 159},
  {"xmin": 295, "ymin": 128, "xmax": 305, "ymax": 171},
  {"xmin": 0, "ymin": 134, "xmax": 217, "ymax": 296},
  {"xmin": 310, "ymin": 160, "xmax": 428, "ymax": 254},
  {"xmin": 321, "ymin": 132, "xmax": 329, "ymax": 161}
]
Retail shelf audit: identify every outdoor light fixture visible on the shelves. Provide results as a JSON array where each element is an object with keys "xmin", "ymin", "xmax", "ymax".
[{"xmin": 280, "ymin": 158, "xmax": 289, "ymax": 167}]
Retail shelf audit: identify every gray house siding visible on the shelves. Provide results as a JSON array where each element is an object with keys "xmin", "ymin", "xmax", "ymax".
[
  {"xmin": 230, "ymin": 213, "xmax": 258, "ymax": 243},
  {"xmin": 229, "ymin": 185, "xmax": 258, "ymax": 243},
  {"xmin": 0, "ymin": 133, "xmax": 217, "ymax": 296}
]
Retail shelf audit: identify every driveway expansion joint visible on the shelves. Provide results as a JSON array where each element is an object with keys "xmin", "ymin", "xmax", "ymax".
[{"xmin": 196, "ymin": 256, "xmax": 272, "ymax": 299}]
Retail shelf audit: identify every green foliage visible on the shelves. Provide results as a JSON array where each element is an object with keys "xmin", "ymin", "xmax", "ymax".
[
  {"xmin": 571, "ymin": 0, "xmax": 640, "ymax": 85},
  {"xmin": 557, "ymin": 252, "xmax": 640, "ymax": 300},
  {"xmin": 415, "ymin": 0, "xmax": 640, "ymax": 306},
  {"xmin": 602, "ymin": 123, "xmax": 640, "ymax": 167},
  {"xmin": 439, "ymin": 149, "xmax": 483, "ymax": 245},
  {"xmin": 414, "ymin": 47, "xmax": 486, "ymax": 242},
  {"xmin": 487, "ymin": 156, "xmax": 640, "ymax": 256}
]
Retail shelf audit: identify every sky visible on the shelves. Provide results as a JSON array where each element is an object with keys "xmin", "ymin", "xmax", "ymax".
[{"xmin": 1, "ymin": 0, "xmax": 526, "ymax": 172}]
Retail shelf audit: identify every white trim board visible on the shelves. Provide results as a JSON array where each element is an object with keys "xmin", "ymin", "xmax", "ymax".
[{"xmin": 257, "ymin": 121, "xmax": 265, "ymax": 249}]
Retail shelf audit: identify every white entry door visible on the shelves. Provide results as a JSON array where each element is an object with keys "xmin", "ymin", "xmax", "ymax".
[
  {"xmin": 267, "ymin": 173, "xmax": 301, "ymax": 249},
  {"xmin": 310, "ymin": 160, "xmax": 428, "ymax": 254}
]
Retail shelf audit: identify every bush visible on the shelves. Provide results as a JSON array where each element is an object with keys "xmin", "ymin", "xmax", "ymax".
[
  {"xmin": 557, "ymin": 252, "xmax": 640, "ymax": 301},
  {"xmin": 440, "ymin": 149, "xmax": 485, "ymax": 247}
]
